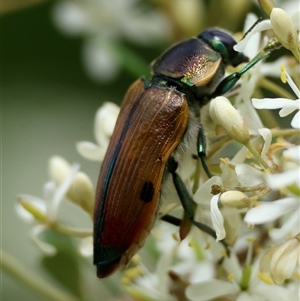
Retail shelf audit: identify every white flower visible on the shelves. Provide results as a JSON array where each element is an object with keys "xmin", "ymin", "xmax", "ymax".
[
  {"xmin": 124, "ymin": 224, "xmax": 216, "ymax": 301},
  {"xmin": 16, "ymin": 156, "xmax": 93, "ymax": 255},
  {"xmin": 52, "ymin": 0, "xmax": 171, "ymax": 81},
  {"xmin": 194, "ymin": 176, "xmax": 242, "ymax": 246},
  {"xmin": 252, "ymin": 68, "xmax": 300, "ymax": 128},
  {"xmin": 76, "ymin": 102, "xmax": 119, "ymax": 161},
  {"xmin": 186, "ymin": 247, "xmax": 294, "ymax": 301},
  {"xmin": 49, "ymin": 156, "xmax": 95, "ymax": 216},
  {"xmin": 16, "ymin": 160, "xmax": 80, "ymax": 254},
  {"xmin": 260, "ymin": 233, "xmax": 300, "ymax": 284}
]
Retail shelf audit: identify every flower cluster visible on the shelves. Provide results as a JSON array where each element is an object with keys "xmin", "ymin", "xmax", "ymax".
[{"xmin": 16, "ymin": 1, "xmax": 299, "ymax": 300}]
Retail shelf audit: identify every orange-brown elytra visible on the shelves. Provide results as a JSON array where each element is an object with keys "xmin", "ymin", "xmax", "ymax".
[{"xmin": 94, "ymin": 28, "xmax": 279, "ymax": 278}]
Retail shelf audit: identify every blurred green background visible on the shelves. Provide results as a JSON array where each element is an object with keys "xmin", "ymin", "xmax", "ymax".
[{"xmin": 2, "ymin": 1, "xmax": 257, "ymax": 300}]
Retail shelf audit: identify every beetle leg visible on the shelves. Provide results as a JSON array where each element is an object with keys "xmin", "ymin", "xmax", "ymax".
[
  {"xmin": 197, "ymin": 127, "xmax": 212, "ymax": 178},
  {"xmin": 167, "ymin": 157, "xmax": 230, "ymax": 255},
  {"xmin": 161, "ymin": 214, "xmax": 181, "ymax": 226}
]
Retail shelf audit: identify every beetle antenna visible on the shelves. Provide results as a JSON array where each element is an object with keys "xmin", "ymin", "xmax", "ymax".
[{"xmin": 241, "ymin": 17, "xmax": 263, "ymax": 40}]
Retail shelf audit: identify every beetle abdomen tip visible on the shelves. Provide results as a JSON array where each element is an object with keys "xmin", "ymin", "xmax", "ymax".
[{"xmin": 96, "ymin": 255, "xmax": 122, "ymax": 279}]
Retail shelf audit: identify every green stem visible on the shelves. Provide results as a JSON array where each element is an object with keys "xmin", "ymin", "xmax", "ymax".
[
  {"xmin": 244, "ymin": 141, "xmax": 270, "ymax": 171},
  {"xmin": 271, "ymin": 128, "xmax": 300, "ymax": 137},
  {"xmin": 113, "ymin": 43, "xmax": 149, "ymax": 78},
  {"xmin": 259, "ymin": 77, "xmax": 295, "ymax": 99},
  {"xmin": 1, "ymin": 249, "xmax": 80, "ymax": 301},
  {"xmin": 54, "ymin": 224, "xmax": 92, "ymax": 238}
]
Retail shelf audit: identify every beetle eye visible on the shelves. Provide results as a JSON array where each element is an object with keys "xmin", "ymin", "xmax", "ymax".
[{"xmin": 198, "ymin": 28, "xmax": 248, "ymax": 67}]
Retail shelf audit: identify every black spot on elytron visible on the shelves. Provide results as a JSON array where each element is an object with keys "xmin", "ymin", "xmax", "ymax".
[
  {"xmin": 140, "ymin": 181, "xmax": 154, "ymax": 203},
  {"xmin": 192, "ymin": 154, "xmax": 198, "ymax": 160}
]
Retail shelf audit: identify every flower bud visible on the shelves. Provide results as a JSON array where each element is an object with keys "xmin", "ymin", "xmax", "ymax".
[
  {"xmin": 270, "ymin": 8, "xmax": 300, "ymax": 61},
  {"xmin": 209, "ymin": 96, "xmax": 250, "ymax": 144},
  {"xmin": 220, "ymin": 191, "xmax": 249, "ymax": 208},
  {"xmin": 49, "ymin": 156, "xmax": 71, "ymax": 183},
  {"xmin": 49, "ymin": 156, "xmax": 94, "ymax": 216},
  {"xmin": 94, "ymin": 102, "xmax": 120, "ymax": 148},
  {"xmin": 259, "ymin": 233, "xmax": 300, "ymax": 284},
  {"xmin": 67, "ymin": 172, "xmax": 95, "ymax": 216}
]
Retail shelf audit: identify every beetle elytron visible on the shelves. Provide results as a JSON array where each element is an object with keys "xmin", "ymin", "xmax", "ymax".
[{"xmin": 94, "ymin": 28, "xmax": 279, "ymax": 278}]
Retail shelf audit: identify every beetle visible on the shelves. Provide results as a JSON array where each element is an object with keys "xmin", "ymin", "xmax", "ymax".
[{"xmin": 94, "ymin": 28, "xmax": 279, "ymax": 278}]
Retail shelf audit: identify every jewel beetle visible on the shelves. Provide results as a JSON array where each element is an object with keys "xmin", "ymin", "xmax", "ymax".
[{"xmin": 94, "ymin": 28, "xmax": 280, "ymax": 278}]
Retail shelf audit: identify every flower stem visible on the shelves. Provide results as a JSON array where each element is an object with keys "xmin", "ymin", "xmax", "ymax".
[
  {"xmin": 1, "ymin": 249, "xmax": 80, "ymax": 301},
  {"xmin": 114, "ymin": 43, "xmax": 149, "ymax": 78},
  {"xmin": 54, "ymin": 223, "xmax": 92, "ymax": 237},
  {"xmin": 259, "ymin": 77, "xmax": 295, "ymax": 99},
  {"xmin": 244, "ymin": 141, "xmax": 270, "ymax": 171},
  {"xmin": 271, "ymin": 128, "xmax": 300, "ymax": 137}
]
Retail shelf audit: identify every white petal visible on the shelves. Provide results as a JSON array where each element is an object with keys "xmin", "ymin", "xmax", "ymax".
[
  {"xmin": 76, "ymin": 141, "xmax": 106, "ymax": 161},
  {"xmin": 43, "ymin": 181, "xmax": 56, "ymax": 217},
  {"xmin": 269, "ymin": 210, "xmax": 300, "ymax": 240},
  {"xmin": 188, "ymin": 262, "xmax": 215, "ymax": 284},
  {"xmin": 79, "ymin": 237, "xmax": 93, "ymax": 257},
  {"xmin": 285, "ymin": 71, "xmax": 300, "ymax": 98},
  {"xmin": 155, "ymin": 249, "xmax": 176, "ymax": 296},
  {"xmin": 236, "ymin": 291, "xmax": 252, "ymax": 301},
  {"xmin": 237, "ymin": 99, "xmax": 263, "ymax": 135},
  {"xmin": 266, "ymin": 168, "xmax": 300, "ymax": 189},
  {"xmin": 279, "ymin": 106, "xmax": 297, "ymax": 117},
  {"xmin": 234, "ymin": 19, "xmax": 272, "ymax": 52},
  {"xmin": 283, "ymin": 145, "xmax": 300, "ymax": 162},
  {"xmin": 239, "ymin": 13, "xmax": 261, "ymax": 57},
  {"xmin": 48, "ymin": 164, "xmax": 80, "ymax": 222},
  {"xmin": 186, "ymin": 279, "xmax": 238, "ymax": 301},
  {"xmin": 251, "ymin": 283, "xmax": 288, "ymax": 301},
  {"xmin": 244, "ymin": 198, "xmax": 298, "ymax": 224},
  {"xmin": 220, "ymin": 161, "xmax": 239, "ymax": 187},
  {"xmin": 252, "ymin": 98, "xmax": 296, "ymax": 110},
  {"xmin": 235, "ymin": 164, "xmax": 264, "ymax": 186},
  {"xmin": 193, "ymin": 176, "xmax": 222, "ymax": 205},
  {"xmin": 223, "ymin": 252, "xmax": 242, "ymax": 280},
  {"xmin": 258, "ymin": 128, "xmax": 272, "ymax": 161},
  {"xmin": 210, "ymin": 194, "xmax": 225, "ymax": 241},
  {"xmin": 291, "ymin": 111, "xmax": 300, "ymax": 128},
  {"xmin": 31, "ymin": 225, "xmax": 57, "ymax": 255}
]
